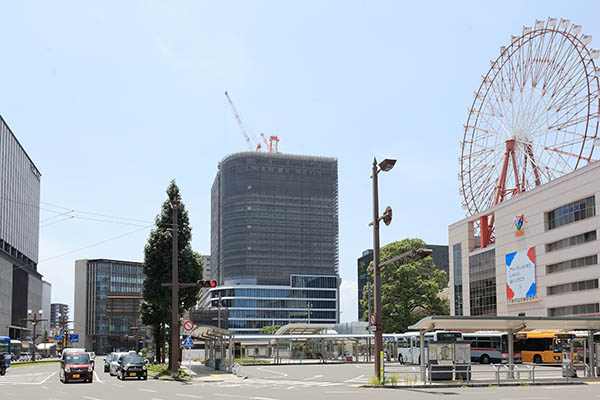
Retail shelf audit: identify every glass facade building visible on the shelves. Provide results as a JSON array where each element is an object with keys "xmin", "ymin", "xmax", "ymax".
[
  {"xmin": 209, "ymin": 152, "xmax": 340, "ymax": 333},
  {"xmin": 74, "ymin": 259, "xmax": 145, "ymax": 353},
  {"xmin": 0, "ymin": 115, "xmax": 43, "ymax": 338}
]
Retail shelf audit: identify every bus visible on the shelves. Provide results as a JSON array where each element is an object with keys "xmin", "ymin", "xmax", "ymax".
[
  {"xmin": 516, "ymin": 331, "xmax": 572, "ymax": 363},
  {"xmin": 463, "ymin": 331, "xmax": 522, "ymax": 364},
  {"xmin": 10, "ymin": 340, "xmax": 22, "ymax": 359},
  {"xmin": 395, "ymin": 331, "xmax": 463, "ymax": 364}
]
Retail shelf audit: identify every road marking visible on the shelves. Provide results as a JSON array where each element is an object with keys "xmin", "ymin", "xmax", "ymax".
[
  {"xmin": 40, "ymin": 372, "xmax": 56, "ymax": 384},
  {"xmin": 343, "ymin": 374, "xmax": 365, "ymax": 383},
  {"xmin": 42, "ymin": 386, "xmax": 48, "ymax": 389},
  {"xmin": 256, "ymin": 367, "xmax": 288, "ymax": 377},
  {"xmin": 138, "ymin": 388, "xmax": 158, "ymax": 392},
  {"xmin": 175, "ymin": 395, "xmax": 203, "ymax": 399},
  {"xmin": 286, "ymin": 386, "xmax": 295, "ymax": 390},
  {"xmin": 93, "ymin": 371, "xmax": 103, "ymax": 383},
  {"xmin": 251, "ymin": 397, "xmax": 280, "ymax": 400},
  {"xmin": 325, "ymin": 391, "xmax": 357, "ymax": 394},
  {"xmin": 83, "ymin": 397, "xmax": 103, "ymax": 400}
]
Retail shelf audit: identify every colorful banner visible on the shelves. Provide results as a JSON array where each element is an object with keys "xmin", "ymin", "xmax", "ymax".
[{"xmin": 506, "ymin": 247, "xmax": 536, "ymax": 300}]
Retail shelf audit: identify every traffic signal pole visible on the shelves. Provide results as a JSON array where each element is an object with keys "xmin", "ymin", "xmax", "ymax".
[{"xmin": 170, "ymin": 200, "xmax": 179, "ymax": 376}]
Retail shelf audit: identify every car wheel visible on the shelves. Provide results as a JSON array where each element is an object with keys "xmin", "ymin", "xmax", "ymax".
[
  {"xmin": 88, "ymin": 376, "xmax": 93, "ymax": 383},
  {"xmin": 143, "ymin": 376, "xmax": 147, "ymax": 381},
  {"xmin": 480, "ymin": 354, "xmax": 490, "ymax": 364},
  {"xmin": 533, "ymin": 355, "xmax": 542, "ymax": 364}
]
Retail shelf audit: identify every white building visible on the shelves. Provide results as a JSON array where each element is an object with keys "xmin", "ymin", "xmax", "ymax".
[{"xmin": 449, "ymin": 161, "xmax": 599, "ymax": 318}]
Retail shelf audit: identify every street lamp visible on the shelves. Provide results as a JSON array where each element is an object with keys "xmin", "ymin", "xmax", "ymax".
[
  {"xmin": 370, "ymin": 157, "xmax": 396, "ymax": 381},
  {"xmin": 26, "ymin": 309, "xmax": 47, "ymax": 362},
  {"xmin": 306, "ymin": 302, "xmax": 313, "ymax": 324}
]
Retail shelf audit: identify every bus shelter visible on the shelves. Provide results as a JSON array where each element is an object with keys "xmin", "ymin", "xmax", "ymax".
[
  {"xmin": 409, "ymin": 315, "xmax": 600, "ymax": 381},
  {"xmin": 189, "ymin": 325, "xmax": 234, "ymax": 372}
]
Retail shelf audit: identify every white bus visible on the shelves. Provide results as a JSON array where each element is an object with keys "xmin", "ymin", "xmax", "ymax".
[
  {"xmin": 394, "ymin": 331, "xmax": 463, "ymax": 364},
  {"xmin": 463, "ymin": 331, "xmax": 522, "ymax": 364}
]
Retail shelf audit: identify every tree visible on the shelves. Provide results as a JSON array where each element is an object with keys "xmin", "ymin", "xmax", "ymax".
[
  {"xmin": 361, "ymin": 238, "xmax": 449, "ymax": 333},
  {"xmin": 141, "ymin": 180, "xmax": 203, "ymax": 367},
  {"xmin": 261, "ymin": 325, "xmax": 281, "ymax": 334}
]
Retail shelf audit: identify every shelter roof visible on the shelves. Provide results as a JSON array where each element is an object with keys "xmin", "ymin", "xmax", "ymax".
[
  {"xmin": 274, "ymin": 323, "xmax": 333, "ymax": 335},
  {"xmin": 189, "ymin": 324, "xmax": 234, "ymax": 340},
  {"xmin": 409, "ymin": 315, "xmax": 600, "ymax": 331}
]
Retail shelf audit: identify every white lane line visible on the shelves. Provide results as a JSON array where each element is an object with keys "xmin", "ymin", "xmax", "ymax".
[
  {"xmin": 175, "ymin": 395, "xmax": 203, "ymax": 399},
  {"xmin": 286, "ymin": 386, "xmax": 295, "ymax": 390},
  {"xmin": 325, "ymin": 391, "xmax": 357, "ymax": 394},
  {"xmin": 93, "ymin": 371, "xmax": 104, "ymax": 383},
  {"xmin": 42, "ymin": 385, "xmax": 48, "ymax": 389},
  {"xmin": 151, "ymin": 398, "xmax": 165, "ymax": 400},
  {"xmin": 251, "ymin": 397, "xmax": 280, "ymax": 400},
  {"xmin": 343, "ymin": 374, "xmax": 365, "ymax": 383},
  {"xmin": 138, "ymin": 388, "xmax": 158, "ymax": 392},
  {"xmin": 40, "ymin": 372, "xmax": 56, "ymax": 384},
  {"xmin": 256, "ymin": 367, "xmax": 287, "ymax": 377},
  {"xmin": 83, "ymin": 397, "xmax": 103, "ymax": 400}
]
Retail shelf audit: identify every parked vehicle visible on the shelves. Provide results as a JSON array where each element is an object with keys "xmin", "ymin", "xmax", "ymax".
[
  {"xmin": 116, "ymin": 353, "xmax": 147, "ymax": 380},
  {"xmin": 59, "ymin": 352, "xmax": 93, "ymax": 383},
  {"xmin": 104, "ymin": 353, "xmax": 114, "ymax": 373},
  {"xmin": 463, "ymin": 332, "xmax": 522, "ymax": 364}
]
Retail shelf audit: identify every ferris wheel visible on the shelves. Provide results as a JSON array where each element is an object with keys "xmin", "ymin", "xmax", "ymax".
[{"xmin": 460, "ymin": 18, "xmax": 600, "ymax": 244}]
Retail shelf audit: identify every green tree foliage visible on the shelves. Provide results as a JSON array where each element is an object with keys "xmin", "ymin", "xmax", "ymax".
[
  {"xmin": 261, "ymin": 325, "xmax": 281, "ymax": 334},
  {"xmin": 141, "ymin": 180, "xmax": 203, "ymax": 365},
  {"xmin": 361, "ymin": 238, "xmax": 449, "ymax": 333}
]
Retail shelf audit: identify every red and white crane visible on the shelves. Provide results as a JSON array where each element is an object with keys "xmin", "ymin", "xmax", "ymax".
[{"xmin": 224, "ymin": 91, "xmax": 279, "ymax": 153}]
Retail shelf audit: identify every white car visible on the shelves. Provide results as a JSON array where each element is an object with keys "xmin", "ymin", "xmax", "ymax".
[{"xmin": 109, "ymin": 353, "xmax": 129, "ymax": 376}]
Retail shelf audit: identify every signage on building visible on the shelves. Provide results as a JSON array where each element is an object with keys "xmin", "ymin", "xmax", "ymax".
[
  {"xmin": 506, "ymin": 247, "xmax": 536, "ymax": 300},
  {"xmin": 514, "ymin": 215, "xmax": 527, "ymax": 237}
]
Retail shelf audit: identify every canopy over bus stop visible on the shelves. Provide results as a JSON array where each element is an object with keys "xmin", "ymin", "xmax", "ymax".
[
  {"xmin": 189, "ymin": 325, "xmax": 235, "ymax": 371},
  {"xmin": 408, "ymin": 316, "xmax": 600, "ymax": 380}
]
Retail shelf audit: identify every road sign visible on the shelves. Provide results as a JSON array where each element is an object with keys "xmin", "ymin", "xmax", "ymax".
[
  {"xmin": 183, "ymin": 320, "xmax": 194, "ymax": 332},
  {"xmin": 70, "ymin": 333, "xmax": 79, "ymax": 343},
  {"xmin": 60, "ymin": 329, "xmax": 64, "ymax": 335},
  {"xmin": 183, "ymin": 335, "xmax": 194, "ymax": 347},
  {"xmin": 370, "ymin": 313, "xmax": 376, "ymax": 326},
  {"xmin": 54, "ymin": 335, "xmax": 62, "ymax": 341}
]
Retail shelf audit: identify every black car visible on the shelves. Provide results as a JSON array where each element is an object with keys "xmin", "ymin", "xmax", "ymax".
[{"xmin": 116, "ymin": 354, "xmax": 147, "ymax": 380}]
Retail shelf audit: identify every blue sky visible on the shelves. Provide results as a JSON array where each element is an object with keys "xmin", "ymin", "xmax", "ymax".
[{"xmin": 1, "ymin": 1, "xmax": 598, "ymax": 322}]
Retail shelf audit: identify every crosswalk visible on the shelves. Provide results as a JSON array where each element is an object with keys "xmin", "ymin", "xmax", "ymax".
[
  {"xmin": 0, "ymin": 371, "xmax": 55, "ymax": 385},
  {"xmin": 211, "ymin": 377, "xmax": 361, "ymax": 390}
]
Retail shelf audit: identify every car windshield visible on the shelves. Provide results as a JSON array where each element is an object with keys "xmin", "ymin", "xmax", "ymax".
[
  {"xmin": 122, "ymin": 354, "xmax": 143, "ymax": 364},
  {"xmin": 0, "ymin": 341, "xmax": 9, "ymax": 353},
  {"xmin": 65, "ymin": 354, "xmax": 90, "ymax": 364}
]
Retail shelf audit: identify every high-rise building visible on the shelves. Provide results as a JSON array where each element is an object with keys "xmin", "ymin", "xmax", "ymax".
[
  {"xmin": 0, "ymin": 115, "xmax": 43, "ymax": 339},
  {"xmin": 74, "ymin": 259, "xmax": 145, "ymax": 353},
  {"xmin": 50, "ymin": 303, "xmax": 70, "ymax": 330},
  {"xmin": 208, "ymin": 152, "xmax": 340, "ymax": 333},
  {"xmin": 357, "ymin": 249, "xmax": 373, "ymax": 321},
  {"xmin": 41, "ymin": 281, "xmax": 52, "ymax": 335}
]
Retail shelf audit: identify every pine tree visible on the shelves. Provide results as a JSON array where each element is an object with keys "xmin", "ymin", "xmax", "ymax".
[{"xmin": 141, "ymin": 180, "xmax": 203, "ymax": 366}]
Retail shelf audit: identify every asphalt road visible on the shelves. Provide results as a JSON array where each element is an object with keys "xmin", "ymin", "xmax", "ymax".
[{"xmin": 2, "ymin": 361, "xmax": 600, "ymax": 400}]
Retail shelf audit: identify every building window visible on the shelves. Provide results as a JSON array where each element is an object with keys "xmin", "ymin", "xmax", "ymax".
[
  {"xmin": 548, "ymin": 279, "xmax": 599, "ymax": 295},
  {"xmin": 469, "ymin": 249, "xmax": 496, "ymax": 316},
  {"xmin": 546, "ymin": 196, "xmax": 596, "ymax": 230},
  {"xmin": 546, "ymin": 230, "xmax": 596, "ymax": 252},
  {"xmin": 453, "ymin": 243, "xmax": 463, "ymax": 316},
  {"xmin": 547, "ymin": 254, "xmax": 598, "ymax": 274},
  {"xmin": 548, "ymin": 303, "xmax": 599, "ymax": 317}
]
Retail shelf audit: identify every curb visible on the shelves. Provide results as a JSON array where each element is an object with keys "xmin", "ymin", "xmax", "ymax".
[{"xmin": 361, "ymin": 381, "xmax": 588, "ymax": 389}]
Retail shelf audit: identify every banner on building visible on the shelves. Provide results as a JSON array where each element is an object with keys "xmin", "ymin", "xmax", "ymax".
[{"xmin": 506, "ymin": 247, "xmax": 536, "ymax": 300}]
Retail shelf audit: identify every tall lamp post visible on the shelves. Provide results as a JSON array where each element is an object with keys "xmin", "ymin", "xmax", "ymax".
[
  {"xmin": 25, "ymin": 310, "xmax": 48, "ymax": 362},
  {"xmin": 370, "ymin": 157, "xmax": 396, "ymax": 381}
]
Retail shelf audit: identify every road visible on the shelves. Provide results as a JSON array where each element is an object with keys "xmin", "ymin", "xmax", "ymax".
[{"xmin": 2, "ymin": 361, "xmax": 600, "ymax": 400}]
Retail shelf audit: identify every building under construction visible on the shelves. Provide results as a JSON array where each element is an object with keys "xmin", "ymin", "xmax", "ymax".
[{"xmin": 208, "ymin": 152, "xmax": 340, "ymax": 333}]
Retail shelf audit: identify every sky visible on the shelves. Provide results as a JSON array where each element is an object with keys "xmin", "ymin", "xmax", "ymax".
[{"xmin": 0, "ymin": 0, "xmax": 598, "ymax": 323}]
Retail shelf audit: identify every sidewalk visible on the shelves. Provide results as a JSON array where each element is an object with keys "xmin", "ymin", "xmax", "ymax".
[{"xmin": 182, "ymin": 361, "xmax": 242, "ymax": 382}]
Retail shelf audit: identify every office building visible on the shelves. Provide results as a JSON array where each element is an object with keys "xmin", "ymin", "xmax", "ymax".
[
  {"xmin": 41, "ymin": 281, "xmax": 52, "ymax": 335},
  {"xmin": 50, "ymin": 303, "xmax": 70, "ymax": 330},
  {"xmin": 74, "ymin": 259, "xmax": 145, "ymax": 353},
  {"xmin": 0, "ymin": 115, "xmax": 43, "ymax": 339},
  {"xmin": 449, "ymin": 161, "xmax": 600, "ymax": 317},
  {"xmin": 208, "ymin": 152, "xmax": 340, "ymax": 333}
]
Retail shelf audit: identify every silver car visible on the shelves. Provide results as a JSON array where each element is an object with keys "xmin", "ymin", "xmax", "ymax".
[{"xmin": 109, "ymin": 352, "xmax": 128, "ymax": 376}]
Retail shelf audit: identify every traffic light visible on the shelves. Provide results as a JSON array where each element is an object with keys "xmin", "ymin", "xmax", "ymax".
[{"xmin": 196, "ymin": 280, "xmax": 217, "ymax": 288}]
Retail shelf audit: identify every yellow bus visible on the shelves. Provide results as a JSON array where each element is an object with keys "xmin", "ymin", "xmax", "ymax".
[{"xmin": 516, "ymin": 331, "xmax": 573, "ymax": 363}]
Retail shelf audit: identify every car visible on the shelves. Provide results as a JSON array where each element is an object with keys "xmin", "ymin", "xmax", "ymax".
[
  {"xmin": 104, "ymin": 353, "xmax": 114, "ymax": 373},
  {"xmin": 109, "ymin": 352, "xmax": 128, "ymax": 376},
  {"xmin": 116, "ymin": 353, "xmax": 147, "ymax": 380},
  {"xmin": 59, "ymin": 352, "xmax": 93, "ymax": 383}
]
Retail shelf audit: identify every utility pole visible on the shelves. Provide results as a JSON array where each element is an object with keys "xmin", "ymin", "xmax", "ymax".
[
  {"xmin": 170, "ymin": 199, "xmax": 179, "ymax": 376},
  {"xmin": 25, "ymin": 310, "xmax": 48, "ymax": 362}
]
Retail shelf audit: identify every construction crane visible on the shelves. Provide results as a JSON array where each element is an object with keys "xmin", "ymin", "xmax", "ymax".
[
  {"xmin": 225, "ymin": 91, "xmax": 280, "ymax": 153},
  {"xmin": 225, "ymin": 91, "xmax": 261, "ymax": 152}
]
